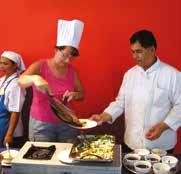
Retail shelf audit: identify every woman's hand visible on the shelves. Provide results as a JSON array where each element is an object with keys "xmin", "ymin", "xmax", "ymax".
[
  {"xmin": 62, "ymin": 90, "xmax": 78, "ymax": 103},
  {"xmin": 33, "ymin": 75, "xmax": 49, "ymax": 93},
  {"xmin": 18, "ymin": 74, "xmax": 49, "ymax": 94}
]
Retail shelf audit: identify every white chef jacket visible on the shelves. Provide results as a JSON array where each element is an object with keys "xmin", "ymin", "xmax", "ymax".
[
  {"xmin": 104, "ymin": 58, "xmax": 181, "ymax": 150},
  {"xmin": 0, "ymin": 72, "xmax": 26, "ymax": 137}
]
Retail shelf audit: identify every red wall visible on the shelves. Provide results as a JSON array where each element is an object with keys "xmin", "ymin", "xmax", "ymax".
[{"xmin": 0, "ymin": 0, "xmax": 180, "ymax": 152}]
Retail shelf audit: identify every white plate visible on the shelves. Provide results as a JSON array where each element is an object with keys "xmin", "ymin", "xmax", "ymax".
[
  {"xmin": 0, "ymin": 149, "xmax": 19, "ymax": 166},
  {"xmin": 1, "ymin": 159, "xmax": 12, "ymax": 167},
  {"xmin": 69, "ymin": 119, "xmax": 97, "ymax": 130},
  {"xmin": 58, "ymin": 149, "xmax": 77, "ymax": 164}
]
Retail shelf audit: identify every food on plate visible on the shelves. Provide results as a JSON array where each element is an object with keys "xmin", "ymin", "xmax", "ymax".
[
  {"xmin": 69, "ymin": 119, "xmax": 97, "ymax": 129},
  {"xmin": 70, "ymin": 135, "xmax": 115, "ymax": 161},
  {"xmin": 1, "ymin": 150, "xmax": 19, "ymax": 164}
]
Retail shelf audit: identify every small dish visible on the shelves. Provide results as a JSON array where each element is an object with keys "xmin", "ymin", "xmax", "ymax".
[
  {"xmin": 153, "ymin": 162, "xmax": 170, "ymax": 174},
  {"xmin": 145, "ymin": 153, "xmax": 161, "ymax": 164},
  {"xmin": 161, "ymin": 155, "xmax": 178, "ymax": 168},
  {"xmin": 69, "ymin": 119, "xmax": 97, "ymax": 129},
  {"xmin": 123, "ymin": 153, "xmax": 141, "ymax": 166},
  {"xmin": 134, "ymin": 148, "xmax": 150, "ymax": 156},
  {"xmin": 58, "ymin": 149, "xmax": 77, "ymax": 164},
  {"xmin": 151, "ymin": 148, "xmax": 167, "ymax": 157},
  {"xmin": 0, "ymin": 150, "xmax": 19, "ymax": 166},
  {"xmin": 134, "ymin": 160, "xmax": 152, "ymax": 174},
  {"xmin": 1, "ymin": 160, "xmax": 12, "ymax": 167}
]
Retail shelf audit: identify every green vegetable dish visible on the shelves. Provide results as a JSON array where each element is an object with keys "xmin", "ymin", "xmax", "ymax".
[{"xmin": 70, "ymin": 135, "xmax": 115, "ymax": 162}]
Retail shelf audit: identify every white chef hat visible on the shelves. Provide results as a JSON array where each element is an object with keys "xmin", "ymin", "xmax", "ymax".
[
  {"xmin": 56, "ymin": 19, "xmax": 84, "ymax": 49},
  {"xmin": 1, "ymin": 51, "xmax": 26, "ymax": 73}
]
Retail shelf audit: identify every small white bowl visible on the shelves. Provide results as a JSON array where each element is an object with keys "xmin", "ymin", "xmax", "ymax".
[
  {"xmin": 134, "ymin": 160, "xmax": 152, "ymax": 174},
  {"xmin": 161, "ymin": 155, "xmax": 178, "ymax": 168},
  {"xmin": 0, "ymin": 150, "xmax": 19, "ymax": 164},
  {"xmin": 134, "ymin": 148, "xmax": 150, "ymax": 156},
  {"xmin": 151, "ymin": 148, "xmax": 167, "ymax": 157},
  {"xmin": 145, "ymin": 153, "xmax": 161, "ymax": 164},
  {"xmin": 153, "ymin": 162, "xmax": 170, "ymax": 174},
  {"xmin": 123, "ymin": 153, "xmax": 141, "ymax": 166}
]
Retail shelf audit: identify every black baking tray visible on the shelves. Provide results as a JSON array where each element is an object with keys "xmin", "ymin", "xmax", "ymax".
[{"xmin": 23, "ymin": 144, "xmax": 56, "ymax": 160}]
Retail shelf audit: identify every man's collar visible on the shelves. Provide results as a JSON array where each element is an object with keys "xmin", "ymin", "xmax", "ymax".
[
  {"xmin": 137, "ymin": 57, "xmax": 161, "ymax": 74},
  {"xmin": 146, "ymin": 58, "xmax": 161, "ymax": 73}
]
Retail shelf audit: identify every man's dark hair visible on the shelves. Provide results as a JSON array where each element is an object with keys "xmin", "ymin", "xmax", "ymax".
[
  {"xmin": 55, "ymin": 46, "xmax": 79, "ymax": 57},
  {"xmin": 130, "ymin": 29, "xmax": 157, "ymax": 49}
]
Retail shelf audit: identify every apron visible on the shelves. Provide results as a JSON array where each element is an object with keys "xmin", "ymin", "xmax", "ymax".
[{"xmin": 0, "ymin": 76, "xmax": 18, "ymax": 145}]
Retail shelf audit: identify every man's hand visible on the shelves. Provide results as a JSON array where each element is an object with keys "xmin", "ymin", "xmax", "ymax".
[
  {"xmin": 89, "ymin": 112, "xmax": 112, "ymax": 126},
  {"xmin": 145, "ymin": 122, "xmax": 169, "ymax": 140}
]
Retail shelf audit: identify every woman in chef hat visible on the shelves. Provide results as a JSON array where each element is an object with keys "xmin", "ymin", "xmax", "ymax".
[
  {"xmin": 0, "ymin": 51, "xmax": 26, "ymax": 147},
  {"xmin": 18, "ymin": 19, "xmax": 84, "ymax": 143}
]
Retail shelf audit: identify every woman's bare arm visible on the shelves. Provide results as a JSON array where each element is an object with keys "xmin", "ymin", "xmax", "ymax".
[{"xmin": 18, "ymin": 61, "xmax": 47, "ymax": 89}]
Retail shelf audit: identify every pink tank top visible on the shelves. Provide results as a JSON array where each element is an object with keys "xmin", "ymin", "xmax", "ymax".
[{"xmin": 30, "ymin": 59, "xmax": 74, "ymax": 123}]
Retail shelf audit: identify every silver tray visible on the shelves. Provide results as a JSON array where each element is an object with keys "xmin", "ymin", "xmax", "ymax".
[{"xmin": 123, "ymin": 157, "xmax": 179, "ymax": 174}]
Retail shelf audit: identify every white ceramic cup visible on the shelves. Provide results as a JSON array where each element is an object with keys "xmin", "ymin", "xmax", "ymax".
[
  {"xmin": 145, "ymin": 153, "xmax": 161, "ymax": 164},
  {"xmin": 161, "ymin": 155, "xmax": 178, "ymax": 168},
  {"xmin": 123, "ymin": 153, "xmax": 141, "ymax": 166},
  {"xmin": 153, "ymin": 162, "xmax": 170, "ymax": 174},
  {"xmin": 134, "ymin": 148, "xmax": 150, "ymax": 157},
  {"xmin": 134, "ymin": 160, "xmax": 152, "ymax": 174}
]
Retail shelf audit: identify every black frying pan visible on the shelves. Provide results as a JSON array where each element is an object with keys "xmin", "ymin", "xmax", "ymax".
[{"xmin": 46, "ymin": 90, "xmax": 82, "ymax": 127}]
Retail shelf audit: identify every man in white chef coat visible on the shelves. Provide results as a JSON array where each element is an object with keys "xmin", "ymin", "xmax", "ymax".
[{"xmin": 91, "ymin": 29, "xmax": 181, "ymax": 152}]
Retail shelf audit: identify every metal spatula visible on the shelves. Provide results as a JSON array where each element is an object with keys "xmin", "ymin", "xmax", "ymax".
[{"xmin": 5, "ymin": 143, "xmax": 12, "ymax": 163}]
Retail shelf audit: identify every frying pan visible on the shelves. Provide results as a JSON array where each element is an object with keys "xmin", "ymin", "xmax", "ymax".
[{"xmin": 46, "ymin": 89, "xmax": 82, "ymax": 127}]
